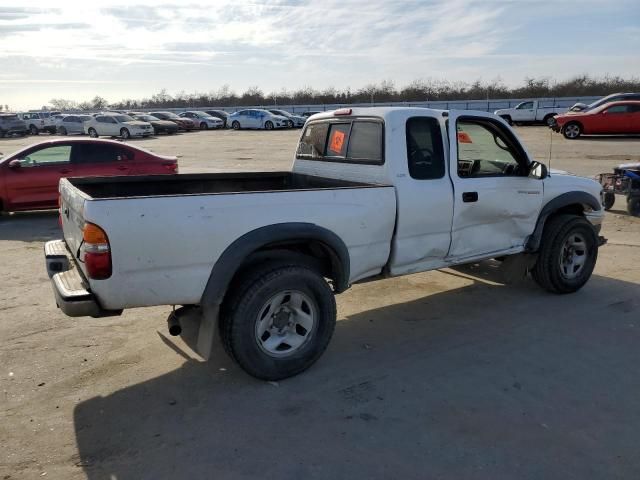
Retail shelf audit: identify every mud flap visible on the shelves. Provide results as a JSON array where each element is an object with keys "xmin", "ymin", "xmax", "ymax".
[
  {"xmin": 502, "ymin": 253, "xmax": 537, "ymax": 283},
  {"xmin": 196, "ymin": 306, "xmax": 219, "ymax": 361},
  {"xmin": 168, "ymin": 305, "xmax": 218, "ymax": 361}
]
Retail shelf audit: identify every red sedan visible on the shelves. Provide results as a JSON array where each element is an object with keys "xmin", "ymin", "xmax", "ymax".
[
  {"xmin": 0, "ymin": 138, "xmax": 178, "ymax": 213},
  {"xmin": 554, "ymin": 100, "xmax": 640, "ymax": 139}
]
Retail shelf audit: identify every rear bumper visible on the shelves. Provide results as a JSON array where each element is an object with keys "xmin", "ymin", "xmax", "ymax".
[{"xmin": 44, "ymin": 240, "xmax": 122, "ymax": 318}]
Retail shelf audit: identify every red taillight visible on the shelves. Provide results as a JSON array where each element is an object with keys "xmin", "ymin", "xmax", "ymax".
[
  {"xmin": 83, "ymin": 223, "xmax": 111, "ymax": 279},
  {"xmin": 163, "ymin": 162, "xmax": 178, "ymax": 173},
  {"xmin": 334, "ymin": 108, "xmax": 352, "ymax": 116}
]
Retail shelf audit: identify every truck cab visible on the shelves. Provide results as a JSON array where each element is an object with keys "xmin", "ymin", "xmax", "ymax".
[{"xmin": 494, "ymin": 101, "xmax": 565, "ymax": 126}]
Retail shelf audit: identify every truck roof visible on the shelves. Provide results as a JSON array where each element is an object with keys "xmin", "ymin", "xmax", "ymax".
[{"xmin": 308, "ymin": 106, "xmax": 448, "ymax": 121}]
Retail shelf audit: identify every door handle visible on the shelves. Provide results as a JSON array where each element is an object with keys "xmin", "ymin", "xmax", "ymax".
[{"xmin": 462, "ymin": 192, "xmax": 478, "ymax": 203}]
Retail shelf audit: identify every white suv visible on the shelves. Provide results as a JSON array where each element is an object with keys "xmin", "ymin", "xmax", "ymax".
[{"xmin": 85, "ymin": 114, "xmax": 153, "ymax": 139}]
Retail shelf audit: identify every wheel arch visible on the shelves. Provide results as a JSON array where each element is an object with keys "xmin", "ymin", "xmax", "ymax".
[
  {"xmin": 526, "ymin": 191, "xmax": 601, "ymax": 252},
  {"xmin": 201, "ymin": 223, "xmax": 350, "ymax": 309}
]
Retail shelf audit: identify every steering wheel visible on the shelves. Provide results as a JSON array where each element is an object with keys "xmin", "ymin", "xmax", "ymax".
[{"xmin": 409, "ymin": 146, "xmax": 434, "ymax": 165}]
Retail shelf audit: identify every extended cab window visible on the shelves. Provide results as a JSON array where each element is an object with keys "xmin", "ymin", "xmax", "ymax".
[
  {"xmin": 517, "ymin": 102, "xmax": 534, "ymax": 110},
  {"xmin": 456, "ymin": 120, "xmax": 525, "ymax": 178},
  {"xmin": 296, "ymin": 119, "xmax": 383, "ymax": 165},
  {"xmin": 406, "ymin": 117, "xmax": 445, "ymax": 179}
]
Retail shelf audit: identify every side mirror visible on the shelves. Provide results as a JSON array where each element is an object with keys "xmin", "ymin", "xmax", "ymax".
[
  {"xmin": 529, "ymin": 161, "xmax": 548, "ymax": 180},
  {"xmin": 8, "ymin": 159, "xmax": 21, "ymax": 169}
]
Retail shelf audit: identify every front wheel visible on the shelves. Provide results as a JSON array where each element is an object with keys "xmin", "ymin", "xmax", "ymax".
[
  {"xmin": 120, "ymin": 128, "xmax": 130, "ymax": 139},
  {"xmin": 58, "ymin": 126, "xmax": 67, "ymax": 136},
  {"xmin": 220, "ymin": 264, "xmax": 336, "ymax": 380},
  {"xmin": 200, "ymin": 122, "xmax": 208, "ymax": 130},
  {"xmin": 531, "ymin": 215, "xmax": 598, "ymax": 294},
  {"xmin": 29, "ymin": 125, "xmax": 39, "ymax": 135},
  {"xmin": 563, "ymin": 122, "xmax": 582, "ymax": 139},
  {"xmin": 88, "ymin": 128, "xmax": 98, "ymax": 138},
  {"xmin": 264, "ymin": 120, "xmax": 274, "ymax": 130},
  {"xmin": 627, "ymin": 196, "xmax": 640, "ymax": 217},
  {"xmin": 232, "ymin": 121, "xmax": 240, "ymax": 130},
  {"xmin": 603, "ymin": 192, "xmax": 615, "ymax": 211}
]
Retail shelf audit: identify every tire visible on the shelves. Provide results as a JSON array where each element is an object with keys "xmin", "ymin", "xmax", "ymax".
[
  {"xmin": 627, "ymin": 196, "xmax": 640, "ymax": 217},
  {"xmin": 220, "ymin": 263, "xmax": 336, "ymax": 380},
  {"xmin": 500, "ymin": 115, "xmax": 512, "ymax": 126},
  {"xmin": 29, "ymin": 125, "xmax": 39, "ymax": 135},
  {"xmin": 200, "ymin": 122, "xmax": 208, "ymax": 130},
  {"xmin": 543, "ymin": 114, "xmax": 556, "ymax": 127},
  {"xmin": 58, "ymin": 126, "xmax": 67, "ymax": 136},
  {"xmin": 88, "ymin": 128, "xmax": 98, "ymax": 138},
  {"xmin": 563, "ymin": 122, "xmax": 582, "ymax": 139},
  {"xmin": 602, "ymin": 192, "xmax": 615, "ymax": 211},
  {"xmin": 232, "ymin": 121, "xmax": 240, "ymax": 130},
  {"xmin": 264, "ymin": 120, "xmax": 274, "ymax": 130},
  {"xmin": 531, "ymin": 214, "xmax": 598, "ymax": 294},
  {"xmin": 120, "ymin": 128, "xmax": 130, "ymax": 139}
]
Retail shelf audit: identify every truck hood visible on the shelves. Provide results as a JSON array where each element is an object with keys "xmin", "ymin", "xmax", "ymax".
[{"xmin": 544, "ymin": 169, "xmax": 603, "ymax": 208}]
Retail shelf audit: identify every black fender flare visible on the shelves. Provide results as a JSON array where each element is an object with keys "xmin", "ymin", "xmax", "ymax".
[
  {"xmin": 200, "ymin": 223, "xmax": 350, "ymax": 308},
  {"xmin": 526, "ymin": 191, "xmax": 601, "ymax": 251}
]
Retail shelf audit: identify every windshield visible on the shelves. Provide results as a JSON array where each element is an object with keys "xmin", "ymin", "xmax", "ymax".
[
  {"xmin": 194, "ymin": 111, "xmax": 212, "ymax": 117},
  {"xmin": 157, "ymin": 112, "xmax": 179, "ymax": 119},
  {"xmin": 137, "ymin": 115, "xmax": 158, "ymax": 121},
  {"xmin": 114, "ymin": 115, "xmax": 134, "ymax": 122}
]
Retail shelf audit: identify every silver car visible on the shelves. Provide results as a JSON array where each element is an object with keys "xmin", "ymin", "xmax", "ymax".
[
  {"xmin": 56, "ymin": 115, "xmax": 93, "ymax": 135},
  {"xmin": 269, "ymin": 109, "xmax": 306, "ymax": 128},
  {"xmin": 227, "ymin": 109, "xmax": 288, "ymax": 130}
]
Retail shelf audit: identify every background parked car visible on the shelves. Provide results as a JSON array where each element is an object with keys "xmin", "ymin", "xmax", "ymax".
[
  {"xmin": 130, "ymin": 114, "xmax": 179, "ymax": 135},
  {"xmin": 0, "ymin": 114, "xmax": 28, "ymax": 138},
  {"xmin": 227, "ymin": 109, "xmax": 288, "ymax": 130},
  {"xmin": 85, "ymin": 114, "xmax": 153, "ymax": 139},
  {"xmin": 204, "ymin": 110, "xmax": 230, "ymax": 128},
  {"xmin": 553, "ymin": 101, "xmax": 640, "ymax": 139},
  {"xmin": 569, "ymin": 93, "xmax": 640, "ymax": 112},
  {"xmin": 56, "ymin": 115, "xmax": 93, "ymax": 135},
  {"xmin": 178, "ymin": 111, "xmax": 224, "ymax": 129},
  {"xmin": 302, "ymin": 111, "xmax": 322, "ymax": 118},
  {"xmin": 268, "ymin": 109, "xmax": 306, "ymax": 128},
  {"xmin": 150, "ymin": 111, "xmax": 196, "ymax": 131},
  {"xmin": 0, "ymin": 139, "xmax": 178, "ymax": 213}
]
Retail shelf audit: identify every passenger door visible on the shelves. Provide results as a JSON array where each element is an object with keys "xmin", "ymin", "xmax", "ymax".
[
  {"xmin": 71, "ymin": 143, "xmax": 133, "ymax": 177},
  {"xmin": 446, "ymin": 111, "xmax": 544, "ymax": 260},
  {"xmin": 597, "ymin": 104, "xmax": 634, "ymax": 133},
  {"xmin": 511, "ymin": 101, "xmax": 535, "ymax": 122},
  {"xmin": 3, "ymin": 144, "xmax": 74, "ymax": 210}
]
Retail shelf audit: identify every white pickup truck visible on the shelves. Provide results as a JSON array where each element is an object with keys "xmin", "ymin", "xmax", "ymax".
[
  {"xmin": 494, "ymin": 100, "xmax": 567, "ymax": 126},
  {"xmin": 45, "ymin": 107, "xmax": 605, "ymax": 380}
]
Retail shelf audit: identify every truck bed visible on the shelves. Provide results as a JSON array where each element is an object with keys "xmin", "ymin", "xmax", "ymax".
[{"xmin": 67, "ymin": 172, "xmax": 383, "ymax": 199}]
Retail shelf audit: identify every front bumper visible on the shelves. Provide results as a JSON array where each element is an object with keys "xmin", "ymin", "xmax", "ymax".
[{"xmin": 44, "ymin": 240, "xmax": 122, "ymax": 318}]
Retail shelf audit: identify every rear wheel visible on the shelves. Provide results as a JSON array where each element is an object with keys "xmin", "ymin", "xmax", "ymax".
[
  {"xmin": 120, "ymin": 128, "xmax": 130, "ymax": 139},
  {"xmin": 58, "ymin": 126, "xmax": 67, "ymax": 136},
  {"xmin": 220, "ymin": 263, "xmax": 336, "ymax": 380},
  {"xmin": 232, "ymin": 121, "xmax": 240, "ymax": 130},
  {"xmin": 29, "ymin": 125, "xmax": 39, "ymax": 135},
  {"xmin": 563, "ymin": 122, "xmax": 582, "ymax": 139},
  {"xmin": 88, "ymin": 128, "xmax": 98, "ymax": 138},
  {"xmin": 602, "ymin": 192, "xmax": 615, "ymax": 210},
  {"xmin": 627, "ymin": 196, "xmax": 640, "ymax": 217},
  {"xmin": 531, "ymin": 215, "xmax": 598, "ymax": 294},
  {"xmin": 543, "ymin": 114, "xmax": 557, "ymax": 126},
  {"xmin": 264, "ymin": 120, "xmax": 274, "ymax": 130}
]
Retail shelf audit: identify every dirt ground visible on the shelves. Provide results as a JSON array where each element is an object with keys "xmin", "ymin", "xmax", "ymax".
[{"xmin": 1, "ymin": 126, "xmax": 639, "ymax": 480}]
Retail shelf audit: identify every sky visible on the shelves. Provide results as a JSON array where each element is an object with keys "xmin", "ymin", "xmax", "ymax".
[{"xmin": 0, "ymin": 0, "xmax": 638, "ymax": 109}]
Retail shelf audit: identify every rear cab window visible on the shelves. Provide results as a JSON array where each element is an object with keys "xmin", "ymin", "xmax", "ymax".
[{"xmin": 296, "ymin": 117, "xmax": 383, "ymax": 165}]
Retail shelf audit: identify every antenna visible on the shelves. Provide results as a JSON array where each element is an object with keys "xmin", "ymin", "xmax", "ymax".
[{"xmin": 547, "ymin": 127, "xmax": 553, "ymax": 175}]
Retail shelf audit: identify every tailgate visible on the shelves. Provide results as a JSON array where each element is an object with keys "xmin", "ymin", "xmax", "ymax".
[{"xmin": 59, "ymin": 179, "xmax": 88, "ymax": 263}]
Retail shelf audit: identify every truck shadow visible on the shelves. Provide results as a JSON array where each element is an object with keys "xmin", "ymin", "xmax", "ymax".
[
  {"xmin": 0, "ymin": 211, "xmax": 60, "ymax": 242},
  {"xmin": 72, "ymin": 265, "xmax": 640, "ymax": 479}
]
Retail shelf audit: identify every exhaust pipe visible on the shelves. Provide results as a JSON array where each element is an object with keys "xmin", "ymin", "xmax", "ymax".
[{"xmin": 167, "ymin": 311, "xmax": 182, "ymax": 336}]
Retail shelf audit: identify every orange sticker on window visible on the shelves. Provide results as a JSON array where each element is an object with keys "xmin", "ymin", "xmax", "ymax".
[
  {"xmin": 457, "ymin": 131, "xmax": 473, "ymax": 144},
  {"xmin": 329, "ymin": 130, "xmax": 346, "ymax": 154}
]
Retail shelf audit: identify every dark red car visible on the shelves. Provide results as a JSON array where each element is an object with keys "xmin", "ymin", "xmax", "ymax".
[
  {"xmin": 0, "ymin": 138, "xmax": 178, "ymax": 213},
  {"xmin": 149, "ymin": 111, "xmax": 196, "ymax": 131},
  {"xmin": 554, "ymin": 101, "xmax": 640, "ymax": 139}
]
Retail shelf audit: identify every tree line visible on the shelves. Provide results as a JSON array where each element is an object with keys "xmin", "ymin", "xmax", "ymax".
[{"xmin": 47, "ymin": 75, "xmax": 640, "ymax": 112}]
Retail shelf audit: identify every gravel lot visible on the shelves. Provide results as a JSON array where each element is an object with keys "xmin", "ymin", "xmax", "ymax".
[{"xmin": 1, "ymin": 127, "xmax": 639, "ymax": 479}]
